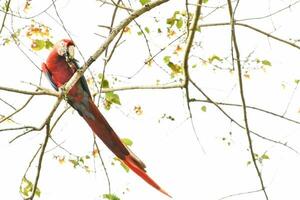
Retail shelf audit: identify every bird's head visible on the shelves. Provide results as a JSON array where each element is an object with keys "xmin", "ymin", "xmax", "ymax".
[{"xmin": 55, "ymin": 39, "xmax": 75, "ymax": 60}]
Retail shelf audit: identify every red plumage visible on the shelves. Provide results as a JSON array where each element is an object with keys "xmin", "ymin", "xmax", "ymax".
[{"xmin": 42, "ymin": 39, "xmax": 171, "ymax": 197}]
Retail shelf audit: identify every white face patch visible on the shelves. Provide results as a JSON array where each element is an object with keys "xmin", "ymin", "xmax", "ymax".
[
  {"xmin": 67, "ymin": 45, "xmax": 75, "ymax": 59},
  {"xmin": 56, "ymin": 41, "xmax": 67, "ymax": 56}
]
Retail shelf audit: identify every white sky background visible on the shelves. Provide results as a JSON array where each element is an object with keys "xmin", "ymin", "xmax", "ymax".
[{"xmin": 1, "ymin": 0, "xmax": 300, "ymax": 200}]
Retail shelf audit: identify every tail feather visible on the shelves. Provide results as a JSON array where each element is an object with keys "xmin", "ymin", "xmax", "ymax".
[
  {"xmin": 123, "ymin": 155, "xmax": 172, "ymax": 198},
  {"xmin": 80, "ymin": 98, "xmax": 171, "ymax": 197}
]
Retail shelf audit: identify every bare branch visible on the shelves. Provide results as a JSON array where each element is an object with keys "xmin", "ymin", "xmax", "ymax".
[
  {"xmin": 190, "ymin": 99, "xmax": 300, "ymax": 126},
  {"xmin": 0, "ymin": 85, "xmax": 59, "ymax": 96},
  {"xmin": 97, "ymin": 0, "xmax": 134, "ymax": 11},
  {"xmin": 25, "ymin": 123, "xmax": 51, "ymax": 200},
  {"xmin": 8, "ymin": 97, "xmax": 62, "ymax": 143},
  {"xmin": 227, "ymin": 0, "xmax": 268, "ymax": 199},
  {"xmin": 218, "ymin": 188, "xmax": 263, "ymax": 200},
  {"xmin": 189, "ymin": 79, "xmax": 299, "ymax": 154},
  {"xmin": 93, "ymin": 139, "xmax": 111, "ymax": 194},
  {"xmin": 0, "ymin": 0, "xmax": 11, "ymax": 34},
  {"xmin": 199, "ymin": 22, "xmax": 300, "ymax": 51},
  {"xmin": 183, "ymin": 0, "xmax": 205, "ymax": 151},
  {"xmin": 63, "ymin": 0, "xmax": 170, "ymax": 96},
  {"xmin": 0, "ymin": 95, "xmax": 34, "ymax": 124},
  {"xmin": 0, "ymin": 96, "xmax": 16, "ymax": 110}
]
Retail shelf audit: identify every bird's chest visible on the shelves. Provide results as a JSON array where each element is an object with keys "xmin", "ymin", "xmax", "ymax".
[{"xmin": 49, "ymin": 60, "xmax": 84, "ymax": 100}]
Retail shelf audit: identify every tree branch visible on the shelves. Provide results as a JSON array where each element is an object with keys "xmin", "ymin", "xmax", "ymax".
[
  {"xmin": 227, "ymin": 0, "xmax": 269, "ymax": 199},
  {"xmin": 0, "ymin": 85, "xmax": 59, "ymax": 97},
  {"xmin": 62, "ymin": 0, "xmax": 170, "ymax": 95},
  {"xmin": 199, "ymin": 22, "xmax": 300, "ymax": 51},
  {"xmin": 25, "ymin": 123, "xmax": 51, "ymax": 200},
  {"xmin": 0, "ymin": 0, "xmax": 11, "ymax": 35},
  {"xmin": 189, "ymin": 79, "xmax": 299, "ymax": 154},
  {"xmin": 0, "ymin": 95, "xmax": 34, "ymax": 124},
  {"xmin": 183, "ymin": 0, "xmax": 205, "ymax": 151}
]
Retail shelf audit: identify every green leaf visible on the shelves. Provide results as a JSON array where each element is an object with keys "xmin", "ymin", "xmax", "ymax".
[
  {"xmin": 294, "ymin": 79, "xmax": 300, "ymax": 84},
  {"xmin": 139, "ymin": 0, "xmax": 150, "ymax": 5},
  {"xmin": 167, "ymin": 62, "xmax": 182, "ymax": 75},
  {"xmin": 166, "ymin": 18, "xmax": 175, "ymax": 26},
  {"xmin": 103, "ymin": 193, "xmax": 120, "ymax": 200},
  {"xmin": 201, "ymin": 105, "xmax": 207, "ymax": 112},
  {"xmin": 45, "ymin": 39, "xmax": 54, "ymax": 49},
  {"xmin": 208, "ymin": 54, "xmax": 223, "ymax": 63},
  {"xmin": 20, "ymin": 176, "xmax": 41, "ymax": 197},
  {"xmin": 261, "ymin": 154, "xmax": 270, "ymax": 160},
  {"xmin": 102, "ymin": 79, "xmax": 109, "ymax": 88},
  {"xmin": 203, "ymin": 0, "xmax": 209, "ymax": 3},
  {"xmin": 113, "ymin": 157, "xmax": 129, "ymax": 172},
  {"xmin": 31, "ymin": 39, "xmax": 45, "ymax": 51},
  {"xmin": 105, "ymin": 92, "xmax": 121, "ymax": 105},
  {"xmin": 98, "ymin": 73, "xmax": 110, "ymax": 88},
  {"xmin": 176, "ymin": 18, "xmax": 183, "ymax": 29},
  {"xmin": 157, "ymin": 28, "xmax": 162, "ymax": 33},
  {"xmin": 69, "ymin": 159, "xmax": 79, "ymax": 168},
  {"xmin": 163, "ymin": 56, "xmax": 171, "ymax": 64},
  {"xmin": 20, "ymin": 177, "xmax": 32, "ymax": 197},
  {"xmin": 35, "ymin": 187, "xmax": 41, "ymax": 197},
  {"xmin": 121, "ymin": 138, "xmax": 133, "ymax": 146},
  {"xmin": 261, "ymin": 59, "xmax": 272, "ymax": 66},
  {"xmin": 144, "ymin": 27, "xmax": 150, "ymax": 34}
]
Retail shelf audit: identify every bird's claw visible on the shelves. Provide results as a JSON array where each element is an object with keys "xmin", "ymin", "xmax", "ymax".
[{"xmin": 59, "ymin": 85, "xmax": 68, "ymax": 101}]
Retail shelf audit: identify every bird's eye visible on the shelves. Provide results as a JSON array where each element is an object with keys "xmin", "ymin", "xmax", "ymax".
[{"xmin": 57, "ymin": 41, "xmax": 67, "ymax": 56}]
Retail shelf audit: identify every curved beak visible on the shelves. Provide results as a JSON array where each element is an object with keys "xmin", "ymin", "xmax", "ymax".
[{"xmin": 67, "ymin": 45, "xmax": 75, "ymax": 59}]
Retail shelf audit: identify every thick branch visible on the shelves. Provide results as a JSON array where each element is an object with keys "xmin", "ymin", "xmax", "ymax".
[
  {"xmin": 0, "ymin": 85, "xmax": 59, "ymax": 97},
  {"xmin": 183, "ymin": 0, "xmax": 205, "ymax": 150},
  {"xmin": 63, "ymin": 0, "xmax": 170, "ymax": 95}
]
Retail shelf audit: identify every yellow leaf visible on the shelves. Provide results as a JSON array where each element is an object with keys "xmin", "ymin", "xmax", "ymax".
[
  {"xmin": 123, "ymin": 26, "xmax": 131, "ymax": 34},
  {"xmin": 134, "ymin": 105, "xmax": 143, "ymax": 115},
  {"xmin": 58, "ymin": 156, "xmax": 65, "ymax": 164},
  {"xmin": 92, "ymin": 148, "xmax": 99, "ymax": 157}
]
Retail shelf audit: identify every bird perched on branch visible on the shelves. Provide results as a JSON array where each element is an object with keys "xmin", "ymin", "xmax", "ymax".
[{"xmin": 42, "ymin": 39, "xmax": 171, "ymax": 197}]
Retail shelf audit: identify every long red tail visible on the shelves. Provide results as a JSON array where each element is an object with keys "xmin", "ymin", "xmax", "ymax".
[
  {"xmin": 123, "ymin": 155, "xmax": 172, "ymax": 197},
  {"xmin": 81, "ymin": 98, "xmax": 171, "ymax": 197}
]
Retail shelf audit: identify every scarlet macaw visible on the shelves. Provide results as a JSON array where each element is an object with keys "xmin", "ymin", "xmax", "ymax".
[{"xmin": 42, "ymin": 39, "xmax": 170, "ymax": 197}]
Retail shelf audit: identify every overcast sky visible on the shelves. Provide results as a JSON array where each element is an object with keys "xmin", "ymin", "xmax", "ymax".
[{"xmin": 1, "ymin": 0, "xmax": 300, "ymax": 200}]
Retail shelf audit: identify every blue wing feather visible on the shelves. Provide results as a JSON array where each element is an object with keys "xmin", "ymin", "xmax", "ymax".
[{"xmin": 69, "ymin": 59, "xmax": 92, "ymax": 98}]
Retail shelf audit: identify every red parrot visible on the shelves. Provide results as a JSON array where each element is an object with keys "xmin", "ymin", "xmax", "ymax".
[{"xmin": 42, "ymin": 39, "xmax": 171, "ymax": 197}]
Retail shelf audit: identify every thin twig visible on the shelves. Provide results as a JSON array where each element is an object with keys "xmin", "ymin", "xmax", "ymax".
[
  {"xmin": 0, "ymin": 95, "xmax": 34, "ymax": 124},
  {"xmin": 227, "ymin": 0, "xmax": 268, "ymax": 199},
  {"xmin": 97, "ymin": 0, "xmax": 133, "ymax": 11},
  {"xmin": 218, "ymin": 188, "xmax": 263, "ymax": 200},
  {"xmin": 0, "ymin": 96, "xmax": 16, "ymax": 110},
  {"xmin": 190, "ymin": 99, "xmax": 300, "ymax": 125},
  {"xmin": 8, "ymin": 97, "xmax": 62, "ymax": 143},
  {"xmin": 94, "ymin": 139, "xmax": 111, "ymax": 194},
  {"xmin": 282, "ymin": 81, "xmax": 299, "ymax": 116},
  {"xmin": 0, "ymin": 0, "xmax": 11, "ymax": 35},
  {"xmin": 189, "ymin": 79, "xmax": 299, "ymax": 154},
  {"xmin": 25, "ymin": 123, "xmax": 51, "ymax": 200},
  {"xmin": 199, "ymin": 22, "xmax": 300, "ymax": 51},
  {"xmin": 63, "ymin": 0, "xmax": 170, "ymax": 96}
]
